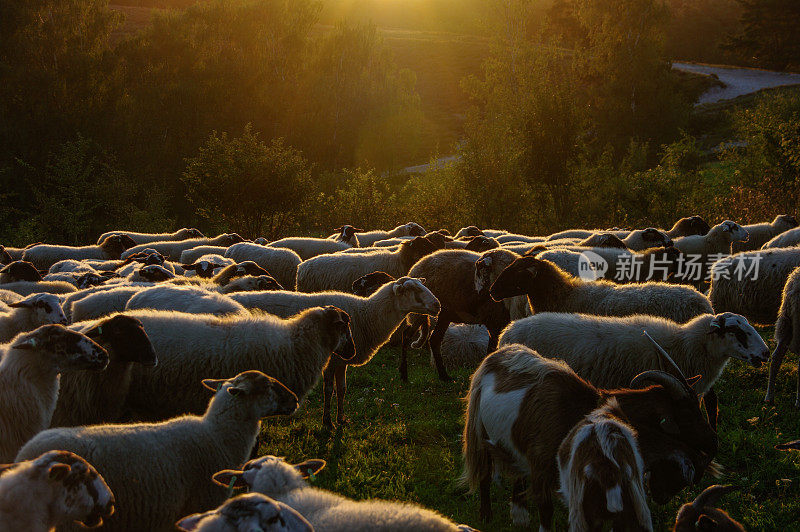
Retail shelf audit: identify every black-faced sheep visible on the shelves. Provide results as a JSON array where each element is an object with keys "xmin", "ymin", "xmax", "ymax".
[{"xmin": 0, "ymin": 261, "xmax": 43, "ymax": 283}]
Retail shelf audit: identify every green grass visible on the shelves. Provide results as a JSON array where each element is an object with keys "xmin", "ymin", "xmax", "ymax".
[{"xmin": 253, "ymin": 331, "xmax": 800, "ymax": 531}]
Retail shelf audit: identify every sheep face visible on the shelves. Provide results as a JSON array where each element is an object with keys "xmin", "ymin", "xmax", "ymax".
[
  {"xmin": 475, "ymin": 249, "xmax": 520, "ymax": 295},
  {"xmin": 183, "ymin": 260, "xmax": 224, "ymax": 278},
  {"xmin": 774, "ymin": 214, "xmax": 799, "ymax": 231},
  {"xmin": 640, "ymin": 228, "xmax": 673, "ymax": 248},
  {"xmin": 403, "ymin": 222, "xmax": 426, "ymax": 237},
  {"xmin": 351, "ymin": 271, "xmax": 394, "ymax": 296},
  {"xmin": 11, "ymin": 325, "xmax": 109, "ymax": 372},
  {"xmin": 424, "ymin": 231, "xmax": 452, "ymax": 249},
  {"xmin": 224, "ymin": 275, "xmax": 284, "ymax": 294},
  {"xmin": 82, "ymin": 315, "xmax": 157, "ymax": 367},
  {"xmin": 0, "ymin": 260, "xmax": 42, "ymax": 282},
  {"xmin": 464, "ymin": 236, "xmax": 499, "ymax": 252},
  {"xmin": 392, "ymin": 277, "xmax": 440, "ymax": 316},
  {"xmin": 202, "ymin": 370, "xmax": 299, "ymax": 420},
  {"xmin": 221, "ymin": 233, "xmax": 246, "ymax": 246},
  {"xmin": 321, "ymin": 306, "xmax": 356, "ymax": 361},
  {"xmin": 671, "ymin": 216, "xmax": 711, "ymax": 237},
  {"xmin": 0, "ymin": 246, "xmax": 12, "ymax": 265},
  {"xmin": 0, "ymin": 450, "xmax": 115, "ymax": 528},
  {"xmin": 100, "ymin": 235, "xmax": 137, "ymax": 258},
  {"xmin": 175, "ymin": 493, "xmax": 313, "ymax": 532},
  {"xmin": 456, "ymin": 226, "xmax": 484, "ymax": 239},
  {"xmin": 253, "ymin": 237, "xmax": 269, "ymax": 246},
  {"xmin": 212, "ymin": 455, "xmax": 326, "ymax": 498},
  {"xmin": 707, "ymin": 313, "xmax": 769, "ymax": 367},
  {"xmin": 489, "ymin": 256, "xmax": 560, "ymax": 301},
  {"xmin": 138, "ymin": 265, "xmax": 174, "ymax": 282},
  {"xmin": 9, "ymin": 293, "xmax": 68, "ymax": 325},
  {"xmin": 75, "ymin": 272, "xmax": 111, "ymax": 289},
  {"xmin": 719, "ymin": 221, "xmax": 748, "ymax": 243}
]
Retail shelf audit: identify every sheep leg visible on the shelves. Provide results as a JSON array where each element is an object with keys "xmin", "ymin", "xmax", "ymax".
[
  {"xmin": 335, "ymin": 362, "xmax": 348, "ymax": 425},
  {"xmin": 765, "ymin": 339, "xmax": 788, "ymax": 404},
  {"xmin": 478, "ymin": 455, "xmax": 493, "ymax": 523},
  {"xmin": 510, "ymin": 478, "xmax": 530, "ymax": 527},
  {"xmin": 536, "ymin": 497, "xmax": 554, "ymax": 532},
  {"xmin": 703, "ymin": 387, "xmax": 719, "ymax": 430},
  {"xmin": 429, "ymin": 310, "xmax": 453, "ymax": 381},
  {"xmin": 399, "ymin": 322, "xmax": 413, "ymax": 382},
  {"xmin": 322, "ymin": 360, "xmax": 337, "ymax": 428}
]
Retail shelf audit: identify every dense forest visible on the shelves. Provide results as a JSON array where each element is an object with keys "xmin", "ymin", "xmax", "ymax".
[{"xmin": 1, "ymin": 0, "xmax": 798, "ymax": 245}]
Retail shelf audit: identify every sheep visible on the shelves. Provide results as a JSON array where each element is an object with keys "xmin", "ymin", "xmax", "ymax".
[
  {"xmin": 455, "ymin": 226, "xmax": 484, "ymax": 239},
  {"xmin": 175, "ymin": 492, "xmax": 313, "ymax": 532},
  {"xmin": 673, "ymin": 221, "xmax": 749, "ymax": 282},
  {"xmin": 673, "ymin": 485, "xmax": 743, "ymax": 532},
  {"xmin": 70, "ymin": 286, "xmax": 147, "ymax": 322},
  {"xmin": 51, "ymin": 314, "xmax": 158, "ymax": 427},
  {"xmin": 0, "ymin": 324, "xmax": 109, "ymax": 461},
  {"xmin": 212, "ymin": 261, "xmax": 269, "ymax": 286},
  {"xmin": 268, "ymin": 237, "xmax": 353, "ymax": 260},
  {"xmin": 122, "ymin": 233, "xmax": 244, "ymax": 261},
  {"xmin": 342, "ymin": 222, "xmax": 426, "ymax": 247},
  {"xmin": 620, "ymin": 228, "xmax": 673, "ymax": 251},
  {"xmin": 96, "ymin": 227, "xmax": 205, "ymax": 245},
  {"xmin": 211, "ymin": 456, "xmax": 475, "ymax": 532},
  {"xmin": 230, "ymin": 277, "xmax": 439, "ymax": 426},
  {"xmin": 225, "ymin": 243, "xmax": 302, "ymax": 291},
  {"xmin": 0, "ymin": 261, "xmax": 43, "ymax": 283},
  {"xmin": 0, "ymin": 245, "xmax": 12, "ymax": 264},
  {"xmin": 332, "ymin": 224, "xmax": 362, "ymax": 247},
  {"xmin": 2, "ymin": 243, "xmax": 40, "ymax": 262},
  {"xmin": 765, "ymin": 265, "xmax": 800, "ymax": 406},
  {"xmin": 181, "ymin": 255, "xmax": 236, "ymax": 278},
  {"xmin": 536, "ymin": 246, "xmax": 683, "ymax": 284},
  {"xmin": 297, "ymin": 236, "xmax": 437, "ymax": 293},
  {"xmin": 490, "ymin": 256, "xmax": 713, "ymax": 324},
  {"xmin": 0, "ymin": 293, "xmax": 67, "ymax": 342},
  {"xmin": 48, "ymin": 259, "xmax": 98, "ymax": 274},
  {"xmin": 732, "ymin": 214, "xmax": 798, "ymax": 253},
  {"xmin": 16, "ymin": 370, "xmax": 300, "ymax": 532},
  {"xmin": 125, "ymin": 285, "xmax": 247, "ymax": 315},
  {"xmin": 120, "ymin": 306, "xmax": 355, "ymax": 421},
  {"xmin": 474, "ymin": 248, "xmax": 530, "ymax": 320},
  {"xmin": 708, "ymin": 248, "xmax": 800, "ymax": 325},
  {"xmin": 499, "ymin": 312, "xmax": 769, "ymax": 429},
  {"xmin": 127, "ymin": 263, "xmax": 176, "ymax": 283},
  {"xmin": 408, "ymin": 249, "xmax": 510, "ymax": 382},
  {"xmin": 0, "ymin": 450, "xmax": 115, "ymax": 531},
  {"xmin": 22, "ymin": 235, "xmax": 137, "ymax": 270},
  {"xmin": 665, "ymin": 216, "xmax": 712, "ymax": 239},
  {"xmin": 556, "ymin": 400, "xmax": 652, "ymax": 532},
  {"xmin": 373, "ymin": 230, "xmax": 452, "ymax": 249},
  {"xmin": 576, "ymin": 232, "xmax": 628, "ymax": 249},
  {"xmin": 461, "ymin": 343, "xmax": 717, "ymax": 528},
  {"xmin": 763, "ymin": 226, "xmax": 800, "ymax": 249},
  {"xmin": 180, "ymin": 246, "xmax": 229, "ymax": 265},
  {"xmin": 0, "ymin": 280, "xmax": 79, "ymax": 296}
]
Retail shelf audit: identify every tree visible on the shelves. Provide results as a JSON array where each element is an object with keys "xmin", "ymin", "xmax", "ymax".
[
  {"xmin": 725, "ymin": 0, "xmax": 800, "ymax": 70},
  {"xmin": 182, "ymin": 126, "xmax": 315, "ymax": 239}
]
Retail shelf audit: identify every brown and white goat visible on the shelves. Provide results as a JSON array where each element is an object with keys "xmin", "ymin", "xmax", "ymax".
[
  {"xmin": 673, "ymin": 484, "xmax": 744, "ymax": 531},
  {"xmin": 461, "ymin": 341, "xmax": 717, "ymax": 531},
  {"xmin": 557, "ymin": 399, "xmax": 652, "ymax": 531}
]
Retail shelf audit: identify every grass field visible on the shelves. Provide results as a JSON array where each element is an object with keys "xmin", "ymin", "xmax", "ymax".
[{"xmin": 254, "ymin": 329, "xmax": 800, "ymax": 531}]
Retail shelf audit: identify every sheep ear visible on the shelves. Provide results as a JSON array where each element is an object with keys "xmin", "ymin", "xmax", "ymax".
[
  {"xmin": 202, "ymin": 378, "xmax": 226, "ymax": 392},
  {"xmin": 175, "ymin": 512, "xmax": 212, "ymax": 531},
  {"xmin": 686, "ymin": 375, "xmax": 702, "ymax": 388},
  {"xmin": 12, "ymin": 338, "xmax": 37, "ymax": 350},
  {"xmin": 227, "ymin": 386, "xmax": 244, "ymax": 396},
  {"xmin": 417, "ymin": 277, "xmax": 426, "ymax": 285},
  {"xmin": 47, "ymin": 463, "xmax": 71, "ymax": 481},
  {"xmin": 294, "ymin": 459, "xmax": 326, "ymax": 479},
  {"xmin": 7, "ymin": 300, "xmax": 33, "ymax": 309},
  {"xmin": 211, "ymin": 469, "xmax": 248, "ymax": 488}
]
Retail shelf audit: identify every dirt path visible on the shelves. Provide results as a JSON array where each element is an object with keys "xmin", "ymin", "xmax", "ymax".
[{"xmin": 673, "ymin": 62, "xmax": 800, "ymax": 104}]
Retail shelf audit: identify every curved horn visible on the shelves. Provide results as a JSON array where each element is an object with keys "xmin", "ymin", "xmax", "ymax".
[
  {"xmin": 692, "ymin": 484, "xmax": 736, "ymax": 508},
  {"xmin": 629, "ymin": 370, "xmax": 691, "ymax": 400},
  {"xmin": 643, "ymin": 330, "xmax": 689, "ymax": 383}
]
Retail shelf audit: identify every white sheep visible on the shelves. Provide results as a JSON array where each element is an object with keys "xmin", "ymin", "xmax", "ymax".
[
  {"xmin": 23, "ymin": 235, "xmax": 137, "ymax": 270},
  {"xmin": 224, "ymin": 243, "xmax": 302, "ymax": 291},
  {"xmin": 337, "ymin": 222, "xmax": 426, "ymax": 247},
  {"xmin": 763, "ymin": 226, "xmax": 800, "ymax": 249},
  {"xmin": 268, "ymin": 237, "xmax": 353, "ymax": 260},
  {"xmin": 121, "ymin": 306, "xmax": 355, "ymax": 421},
  {"xmin": 125, "ymin": 284, "xmax": 246, "ymax": 315},
  {"xmin": 296, "ymin": 237, "xmax": 437, "ymax": 292},
  {"xmin": 766, "ymin": 266, "xmax": 800, "ymax": 406},
  {"xmin": 0, "ymin": 325, "xmax": 108, "ymax": 461},
  {"xmin": 48, "ymin": 259, "xmax": 98, "ymax": 275},
  {"xmin": 673, "ymin": 220, "xmax": 749, "ymax": 266},
  {"xmin": 180, "ymin": 246, "xmax": 229, "ymax": 265},
  {"xmin": 122, "ymin": 233, "xmax": 244, "ymax": 261},
  {"xmin": 732, "ymin": 214, "xmax": 798, "ymax": 252},
  {"xmin": 230, "ymin": 277, "xmax": 439, "ymax": 426},
  {"xmin": 0, "ymin": 293, "xmax": 67, "ymax": 342},
  {"xmin": 96, "ymin": 227, "xmax": 205, "ymax": 245},
  {"xmin": 16, "ymin": 370, "xmax": 299, "ymax": 532},
  {"xmin": 70, "ymin": 286, "xmax": 147, "ymax": 323},
  {"xmin": 499, "ymin": 311, "xmax": 769, "ymax": 428},
  {"xmin": 175, "ymin": 492, "xmax": 313, "ymax": 532},
  {"xmin": 0, "ymin": 450, "xmax": 115, "ymax": 531},
  {"xmin": 211, "ymin": 456, "xmax": 476, "ymax": 532},
  {"xmin": 435, "ymin": 324, "xmax": 490, "ymax": 373},
  {"xmin": 0, "ymin": 280, "xmax": 79, "ymax": 296}
]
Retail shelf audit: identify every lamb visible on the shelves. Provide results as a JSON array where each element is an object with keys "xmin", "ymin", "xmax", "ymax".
[
  {"xmin": 296, "ymin": 236, "xmax": 438, "ymax": 293},
  {"xmin": 23, "ymin": 235, "xmax": 137, "ymax": 270},
  {"xmin": 489, "ymin": 256, "xmax": 713, "ymax": 324},
  {"xmin": 122, "ymin": 233, "xmax": 244, "ymax": 261},
  {"xmin": 180, "ymin": 246, "xmax": 230, "ymax": 265},
  {"xmin": 211, "ymin": 456, "xmax": 476, "ymax": 532},
  {"xmin": 121, "ymin": 306, "xmax": 355, "ymax": 420},
  {"xmin": 673, "ymin": 221, "xmax": 749, "ymax": 282},
  {"xmin": 16, "ymin": 370, "xmax": 299, "ymax": 532},
  {"xmin": 732, "ymin": 214, "xmax": 798, "ymax": 252},
  {"xmin": 0, "ymin": 261, "xmax": 42, "ymax": 283},
  {"xmin": 125, "ymin": 285, "xmax": 247, "ymax": 315},
  {"xmin": 0, "ymin": 280, "xmax": 79, "ymax": 296},
  {"xmin": 461, "ymin": 343, "xmax": 717, "ymax": 529},
  {"xmin": 708, "ymin": 248, "xmax": 800, "ymax": 325},
  {"xmin": 0, "ymin": 293, "xmax": 68, "ymax": 342},
  {"xmin": 499, "ymin": 312, "xmax": 769, "ymax": 429},
  {"xmin": 0, "ymin": 325, "xmax": 109, "ymax": 461},
  {"xmin": 268, "ymin": 237, "xmax": 354, "ymax": 260},
  {"xmin": 224, "ymin": 243, "xmax": 302, "ymax": 291},
  {"xmin": 0, "ymin": 450, "xmax": 115, "ymax": 531},
  {"xmin": 230, "ymin": 277, "xmax": 439, "ymax": 426},
  {"xmin": 341, "ymin": 222, "xmax": 426, "ymax": 247},
  {"xmin": 556, "ymin": 401, "xmax": 652, "ymax": 532},
  {"xmin": 51, "ymin": 314, "xmax": 158, "ymax": 427},
  {"xmin": 96, "ymin": 227, "xmax": 205, "ymax": 245},
  {"xmin": 673, "ymin": 485, "xmax": 743, "ymax": 532},
  {"xmin": 175, "ymin": 492, "xmax": 313, "ymax": 532},
  {"xmin": 763, "ymin": 226, "xmax": 800, "ymax": 249},
  {"xmin": 765, "ymin": 265, "xmax": 800, "ymax": 406}
]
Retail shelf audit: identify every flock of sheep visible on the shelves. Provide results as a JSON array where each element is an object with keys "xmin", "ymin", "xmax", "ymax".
[{"xmin": 1, "ymin": 215, "xmax": 800, "ymax": 531}]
